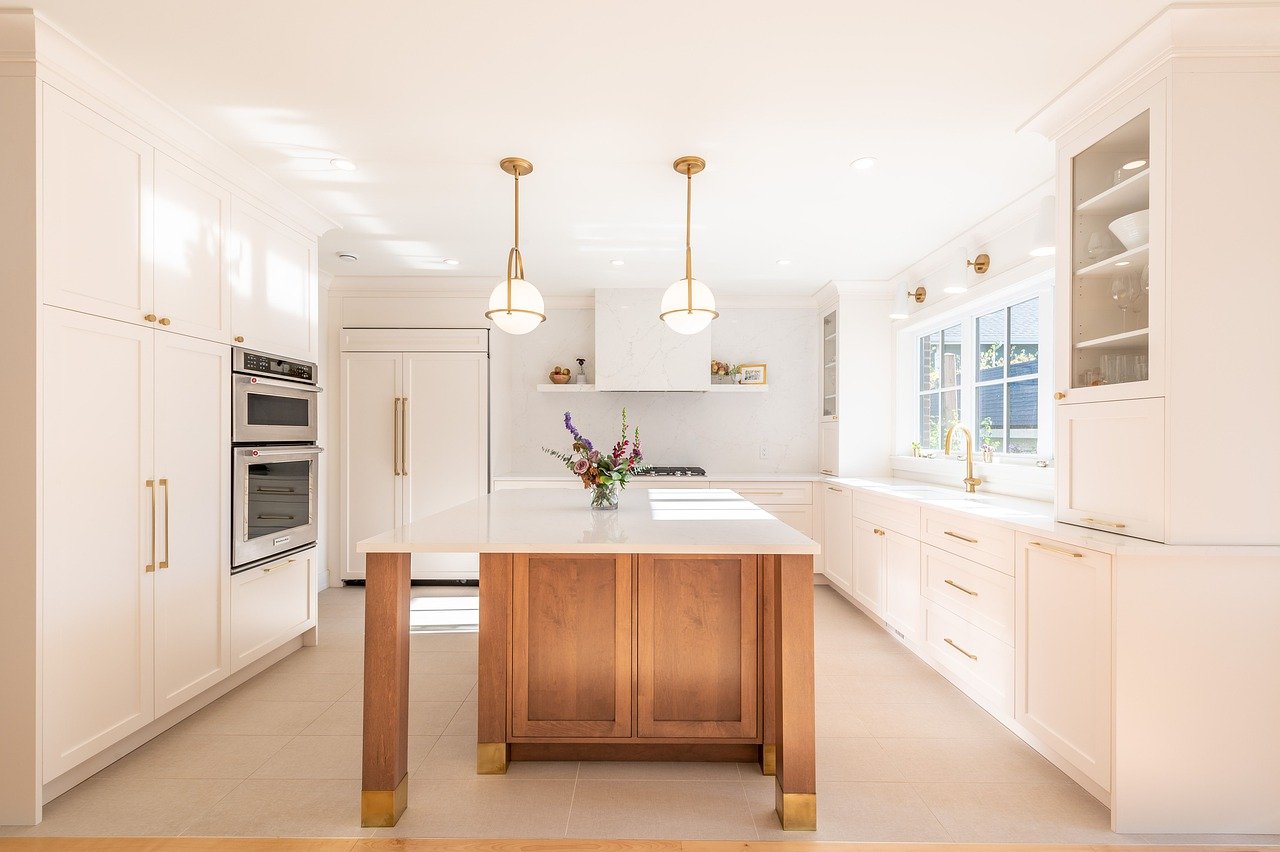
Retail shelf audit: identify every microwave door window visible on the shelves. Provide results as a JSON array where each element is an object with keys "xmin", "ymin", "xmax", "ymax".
[
  {"xmin": 247, "ymin": 391, "xmax": 310, "ymax": 427},
  {"xmin": 247, "ymin": 460, "xmax": 310, "ymax": 540}
]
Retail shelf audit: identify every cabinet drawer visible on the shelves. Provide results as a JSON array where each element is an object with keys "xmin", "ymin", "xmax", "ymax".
[
  {"xmin": 853, "ymin": 491, "xmax": 920, "ymax": 538},
  {"xmin": 231, "ymin": 548, "xmax": 315, "ymax": 673},
  {"xmin": 762, "ymin": 504, "xmax": 813, "ymax": 537},
  {"xmin": 921, "ymin": 509, "xmax": 1015, "ymax": 575},
  {"xmin": 925, "ymin": 602, "xmax": 1013, "ymax": 715},
  {"xmin": 921, "ymin": 545, "xmax": 1014, "ymax": 645},
  {"xmin": 711, "ymin": 480, "xmax": 812, "ymax": 505}
]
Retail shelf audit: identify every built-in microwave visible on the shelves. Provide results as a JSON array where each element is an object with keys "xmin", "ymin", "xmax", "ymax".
[
  {"xmin": 232, "ymin": 347, "xmax": 320, "ymax": 445},
  {"xmin": 232, "ymin": 443, "xmax": 321, "ymax": 571}
]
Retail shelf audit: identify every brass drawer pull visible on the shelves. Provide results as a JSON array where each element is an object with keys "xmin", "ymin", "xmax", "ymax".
[
  {"xmin": 820, "ymin": 468, "xmax": 835, "ymax": 475},
  {"xmin": 1082, "ymin": 517, "xmax": 1126, "ymax": 529},
  {"xmin": 944, "ymin": 530, "xmax": 979, "ymax": 544},
  {"xmin": 1029, "ymin": 541, "xmax": 1084, "ymax": 558},
  {"xmin": 261, "ymin": 558, "xmax": 297, "ymax": 574},
  {"xmin": 944, "ymin": 637, "xmax": 978, "ymax": 661},
  {"xmin": 873, "ymin": 528, "xmax": 886, "ymax": 537},
  {"xmin": 944, "ymin": 578, "xmax": 978, "ymax": 596},
  {"xmin": 827, "ymin": 486, "xmax": 843, "ymax": 493}
]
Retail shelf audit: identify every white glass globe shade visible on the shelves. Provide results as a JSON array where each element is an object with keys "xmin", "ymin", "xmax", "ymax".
[
  {"xmin": 659, "ymin": 278, "xmax": 717, "ymax": 335},
  {"xmin": 486, "ymin": 277, "xmax": 545, "ymax": 335}
]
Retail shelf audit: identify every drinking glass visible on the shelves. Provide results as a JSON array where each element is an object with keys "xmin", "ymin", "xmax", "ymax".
[{"xmin": 1112, "ymin": 275, "xmax": 1138, "ymax": 330}]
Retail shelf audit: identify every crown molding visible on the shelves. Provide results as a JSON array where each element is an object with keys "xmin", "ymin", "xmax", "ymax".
[
  {"xmin": 0, "ymin": 9, "xmax": 35, "ymax": 76},
  {"xmin": 1021, "ymin": 2, "xmax": 1280, "ymax": 140}
]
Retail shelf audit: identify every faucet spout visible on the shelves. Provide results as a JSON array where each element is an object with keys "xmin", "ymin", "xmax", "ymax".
[{"xmin": 943, "ymin": 424, "xmax": 983, "ymax": 494}]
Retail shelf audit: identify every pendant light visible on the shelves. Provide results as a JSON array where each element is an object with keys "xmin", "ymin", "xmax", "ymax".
[
  {"xmin": 485, "ymin": 157, "xmax": 546, "ymax": 335},
  {"xmin": 659, "ymin": 156, "xmax": 718, "ymax": 334}
]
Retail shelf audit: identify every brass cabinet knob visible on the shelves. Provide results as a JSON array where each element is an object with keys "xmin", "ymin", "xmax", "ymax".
[
  {"xmin": 234, "ymin": 335, "xmax": 245, "ymax": 343},
  {"xmin": 158, "ymin": 317, "xmax": 171, "ymax": 326},
  {"xmin": 144, "ymin": 313, "xmax": 157, "ymax": 322},
  {"xmin": 1054, "ymin": 391, "xmax": 1066, "ymax": 400}
]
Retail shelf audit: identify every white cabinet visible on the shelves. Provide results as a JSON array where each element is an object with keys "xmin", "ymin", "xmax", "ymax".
[
  {"xmin": 851, "ymin": 517, "xmax": 886, "ymax": 615},
  {"xmin": 42, "ymin": 85, "xmax": 153, "ymax": 326},
  {"xmin": 819, "ymin": 421, "xmax": 838, "ymax": 476},
  {"xmin": 820, "ymin": 484, "xmax": 853, "ymax": 593},
  {"xmin": 231, "ymin": 548, "xmax": 316, "ymax": 672},
  {"xmin": 882, "ymin": 530, "xmax": 921, "ymax": 643},
  {"xmin": 1056, "ymin": 397, "xmax": 1164, "ymax": 542},
  {"xmin": 1015, "ymin": 534, "xmax": 1112, "ymax": 792},
  {"xmin": 41, "ymin": 308, "xmax": 155, "ymax": 780},
  {"xmin": 153, "ymin": 333, "xmax": 231, "ymax": 715},
  {"xmin": 153, "ymin": 152, "xmax": 231, "ymax": 343},
  {"xmin": 229, "ymin": 199, "xmax": 317, "ymax": 360},
  {"xmin": 340, "ymin": 339, "xmax": 489, "ymax": 581}
]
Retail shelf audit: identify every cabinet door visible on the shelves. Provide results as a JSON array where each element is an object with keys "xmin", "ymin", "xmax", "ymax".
[
  {"xmin": 231, "ymin": 549, "xmax": 316, "ymax": 673},
  {"xmin": 153, "ymin": 333, "xmax": 231, "ymax": 715},
  {"xmin": 511, "ymin": 554, "xmax": 632, "ymax": 738},
  {"xmin": 229, "ymin": 198, "xmax": 316, "ymax": 359},
  {"xmin": 41, "ymin": 308, "xmax": 155, "ymax": 780},
  {"xmin": 403, "ymin": 352, "xmax": 488, "ymax": 580},
  {"xmin": 819, "ymin": 421, "xmax": 839, "ymax": 476},
  {"xmin": 821, "ymin": 484, "xmax": 854, "ymax": 593},
  {"xmin": 42, "ymin": 85, "xmax": 153, "ymax": 325},
  {"xmin": 1015, "ymin": 535, "xmax": 1112, "ymax": 791},
  {"xmin": 339, "ymin": 353, "xmax": 402, "ymax": 581},
  {"xmin": 852, "ymin": 517, "xmax": 887, "ymax": 615},
  {"xmin": 637, "ymin": 555, "xmax": 758, "ymax": 739},
  {"xmin": 153, "ymin": 152, "xmax": 231, "ymax": 343},
  {"xmin": 882, "ymin": 530, "xmax": 921, "ymax": 643},
  {"xmin": 1056, "ymin": 397, "xmax": 1164, "ymax": 541}
]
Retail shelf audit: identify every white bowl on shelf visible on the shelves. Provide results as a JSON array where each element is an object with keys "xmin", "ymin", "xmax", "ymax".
[{"xmin": 1108, "ymin": 210, "xmax": 1150, "ymax": 250}]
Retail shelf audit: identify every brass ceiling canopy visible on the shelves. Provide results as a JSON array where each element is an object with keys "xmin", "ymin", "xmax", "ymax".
[
  {"xmin": 499, "ymin": 157, "xmax": 533, "ymax": 177},
  {"xmin": 967, "ymin": 252, "xmax": 991, "ymax": 274},
  {"xmin": 672, "ymin": 155, "xmax": 706, "ymax": 176}
]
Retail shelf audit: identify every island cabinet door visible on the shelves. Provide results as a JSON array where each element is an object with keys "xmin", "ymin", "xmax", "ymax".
[
  {"xmin": 511, "ymin": 554, "xmax": 633, "ymax": 738},
  {"xmin": 637, "ymin": 555, "xmax": 759, "ymax": 739}
]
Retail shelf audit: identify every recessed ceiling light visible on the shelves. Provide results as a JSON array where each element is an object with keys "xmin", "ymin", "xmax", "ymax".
[
  {"xmin": 850, "ymin": 156, "xmax": 879, "ymax": 170},
  {"xmin": 443, "ymin": 258, "xmax": 460, "ymax": 266},
  {"xmin": 1121, "ymin": 159, "xmax": 1147, "ymax": 170},
  {"xmin": 775, "ymin": 259, "xmax": 792, "ymax": 266},
  {"xmin": 336, "ymin": 251, "xmax": 358, "ymax": 262},
  {"xmin": 610, "ymin": 259, "xmax": 625, "ymax": 267},
  {"xmin": 329, "ymin": 157, "xmax": 357, "ymax": 171}
]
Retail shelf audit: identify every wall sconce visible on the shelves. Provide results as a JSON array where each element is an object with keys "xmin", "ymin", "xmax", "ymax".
[
  {"xmin": 947, "ymin": 248, "xmax": 991, "ymax": 294},
  {"xmin": 889, "ymin": 284, "xmax": 927, "ymax": 319},
  {"xmin": 1029, "ymin": 196, "xmax": 1056, "ymax": 257},
  {"xmin": 967, "ymin": 253, "xmax": 991, "ymax": 274}
]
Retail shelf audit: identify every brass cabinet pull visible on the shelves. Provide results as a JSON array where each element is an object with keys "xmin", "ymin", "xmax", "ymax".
[
  {"xmin": 393, "ymin": 397, "xmax": 403, "ymax": 477},
  {"xmin": 1082, "ymin": 517, "xmax": 1126, "ymax": 529},
  {"xmin": 400, "ymin": 397, "xmax": 409, "ymax": 477},
  {"xmin": 1029, "ymin": 541, "xmax": 1084, "ymax": 558},
  {"xmin": 873, "ymin": 528, "xmax": 886, "ymax": 537},
  {"xmin": 944, "ymin": 637, "xmax": 978, "ymax": 661},
  {"xmin": 944, "ymin": 578, "xmax": 978, "ymax": 596},
  {"xmin": 262, "ymin": 558, "xmax": 297, "ymax": 574},
  {"xmin": 944, "ymin": 530, "xmax": 979, "ymax": 544},
  {"xmin": 158, "ymin": 317, "xmax": 171, "ymax": 326},
  {"xmin": 827, "ymin": 486, "xmax": 842, "ymax": 493},
  {"xmin": 234, "ymin": 335, "xmax": 245, "ymax": 343},
  {"xmin": 1054, "ymin": 391, "xmax": 1066, "ymax": 400},
  {"xmin": 144, "ymin": 313, "xmax": 157, "ymax": 322},
  {"xmin": 820, "ymin": 469, "xmax": 835, "ymax": 475},
  {"xmin": 158, "ymin": 478, "xmax": 170, "ymax": 569},
  {"xmin": 145, "ymin": 479, "xmax": 156, "ymax": 573}
]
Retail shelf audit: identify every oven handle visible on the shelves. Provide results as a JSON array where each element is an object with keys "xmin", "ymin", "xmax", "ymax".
[
  {"xmin": 237, "ymin": 446, "xmax": 324, "ymax": 458},
  {"xmin": 235, "ymin": 374, "xmax": 323, "ymax": 393}
]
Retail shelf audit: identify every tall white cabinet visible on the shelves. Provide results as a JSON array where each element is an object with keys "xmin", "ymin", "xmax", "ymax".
[{"xmin": 340, "ymin": 329, "xmax": 489, "ymax": 582}]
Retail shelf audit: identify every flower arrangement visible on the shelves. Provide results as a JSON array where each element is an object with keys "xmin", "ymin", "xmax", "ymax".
[{"xmin": 543, "ymin": 409, "xmax": 647, "ymax": 509}]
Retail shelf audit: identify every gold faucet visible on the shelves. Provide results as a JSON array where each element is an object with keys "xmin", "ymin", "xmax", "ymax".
[{"xmin": 943, "ymin": 423, "xmax": 983, "ymax": 493}]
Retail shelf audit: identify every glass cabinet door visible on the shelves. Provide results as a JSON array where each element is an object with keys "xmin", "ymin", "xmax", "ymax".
[
  {"xmin": 1068, "ymin": 111, "xmax": 1152, "ymax": 391},
  {"xmin": 822, "ymin": 308, "xmax": 837, "ymax": 419}
]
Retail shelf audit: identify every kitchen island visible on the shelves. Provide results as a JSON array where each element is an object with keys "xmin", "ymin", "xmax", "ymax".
[{"xmin": 356, "ymin": 488, "xmax": 820, "ymax": 830}]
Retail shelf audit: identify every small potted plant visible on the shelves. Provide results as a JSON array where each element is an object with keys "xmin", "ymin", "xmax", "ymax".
[
  {"xmin": 543, "ymin": 409, "xmax": 647, "ymax": 509},
  {"xmin": 911, "ymin": 441, "xmax": 922, "ymax": 458},
  {"xmin": 981, "ymin": 444, "xmax": 995, "ymax": 463},
  {"xmin": 710, "ymin": 360, "xmax": 740, "ymax": 384}
]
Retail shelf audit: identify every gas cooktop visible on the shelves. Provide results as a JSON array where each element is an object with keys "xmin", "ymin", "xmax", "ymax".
[{"xmin": 634, "ymin": 466, "xmax": 707, "ymax": 477}]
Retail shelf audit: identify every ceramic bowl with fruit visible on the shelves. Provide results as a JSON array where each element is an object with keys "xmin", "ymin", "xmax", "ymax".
[{"xmin": 548, "ymin": 366, "xmax": 572, "ymax": 384}]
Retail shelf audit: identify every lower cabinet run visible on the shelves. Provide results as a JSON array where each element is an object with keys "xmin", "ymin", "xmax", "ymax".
[{"xmin": 231, "ymin": 548, "xmax": 318, "ymax": 673}]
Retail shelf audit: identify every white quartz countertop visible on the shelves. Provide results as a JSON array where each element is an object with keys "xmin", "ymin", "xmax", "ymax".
[
  {"xmin": 492, "ymin": 473, "xmax": 819, "ymax": 482},
  {"xmin": 358, "ymin": 488, "xmax": 821, "ymax": 555}
]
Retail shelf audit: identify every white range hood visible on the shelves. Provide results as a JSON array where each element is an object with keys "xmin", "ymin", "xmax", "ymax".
[{"xmin": 594, "ymin": 289, "xmax": 710, "ymax": 392}]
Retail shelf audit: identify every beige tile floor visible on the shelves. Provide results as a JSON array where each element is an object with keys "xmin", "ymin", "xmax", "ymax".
[{"xmin": 4, "ymin": 583, "xmax": 1278, "ymax": 844}]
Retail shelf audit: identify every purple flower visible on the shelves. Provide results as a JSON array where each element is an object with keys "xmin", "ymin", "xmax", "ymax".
[
  {"xmin": 588, "ymin": 450, "xmax": 600, "ymax": 463},
  {"xmin": 573, "ymin": 458, "xmax": 590, "ymax": 475},
  {"xmin": 563, "ymin": 411, "xmax": 593, "ymax": 451}
]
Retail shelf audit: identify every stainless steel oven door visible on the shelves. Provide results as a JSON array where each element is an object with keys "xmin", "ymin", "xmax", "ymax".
[
  {"xmin": 233, "ymin": 445, "xmax": 321, "ymax": 568},
  {"xmin": 232, "ymin": 375, "xmax": 320, "ymax": 444}
]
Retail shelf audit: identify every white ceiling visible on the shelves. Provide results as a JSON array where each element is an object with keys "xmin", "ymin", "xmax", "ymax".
[{"xmin": 17, "ymin": 1, "xmax": 1186, "ymax": 294}]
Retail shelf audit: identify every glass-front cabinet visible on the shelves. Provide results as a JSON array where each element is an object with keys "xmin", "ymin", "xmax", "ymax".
[
  {"xmin": 1056, "ymin": 84, "xmax": 1165, "ymax": 404},
  {"xmin": 822, "ymin": 307, "xmax": 838, "ymax": 419}
]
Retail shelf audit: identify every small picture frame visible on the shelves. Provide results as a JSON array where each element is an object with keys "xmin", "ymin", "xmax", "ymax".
[{"xmin": 738, "ymin": 364, "xmax": 767, "ymax": 385}]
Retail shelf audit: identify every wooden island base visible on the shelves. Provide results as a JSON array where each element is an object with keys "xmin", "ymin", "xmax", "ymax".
[{"xmin": 359, "ymin": 550, "xmax": 816, "ymax": 830}]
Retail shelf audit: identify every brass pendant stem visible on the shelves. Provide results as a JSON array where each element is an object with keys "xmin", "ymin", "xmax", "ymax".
[{"xmin": 685, "ymin": 166, "xmax": 694, "ymax": 310}]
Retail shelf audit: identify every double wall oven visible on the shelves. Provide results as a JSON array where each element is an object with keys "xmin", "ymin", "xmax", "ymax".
[{"xmin": 232, "ymin": 347, "xmax": 322, "ymax": 573}]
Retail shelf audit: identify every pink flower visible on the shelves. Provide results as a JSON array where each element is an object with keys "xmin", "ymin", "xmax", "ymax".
[{"xmin": 573, "ymin": 458, "xmax": 590, "ymax": 475}]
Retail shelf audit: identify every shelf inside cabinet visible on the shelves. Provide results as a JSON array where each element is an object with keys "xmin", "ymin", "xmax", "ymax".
[
  {"xmin": 1075, "ymin": 244, "xmax": 1149, "ymax": 278},
  {"xmin": 1076, "ymin": 168, "xmax": 1149, "ymax": 215},
  {"xmin": 1074, "ymin": 328, "xmax": 1149, "ymax": 350}
]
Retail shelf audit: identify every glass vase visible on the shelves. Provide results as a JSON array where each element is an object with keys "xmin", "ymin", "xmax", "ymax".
[{"xmin": 590, "ymin": 481, "xmax": 620, "ymax": 510}]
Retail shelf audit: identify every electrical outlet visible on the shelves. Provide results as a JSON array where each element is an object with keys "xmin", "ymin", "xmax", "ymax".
[{"xmin": 759, "ymin": 444, "xmax": 768, "ymax": 459}]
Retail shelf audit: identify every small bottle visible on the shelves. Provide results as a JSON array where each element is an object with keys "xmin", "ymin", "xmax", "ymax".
[{"xmin": 575, "ymin": 358, "xmax": 588, "ymax": 384}]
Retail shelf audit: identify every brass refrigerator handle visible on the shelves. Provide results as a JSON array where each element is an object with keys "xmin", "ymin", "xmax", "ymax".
[
  {"xmin": 158, "ymin": 478, "xmax": 170, "ymax": 569},
  {"xmin": 145, "ymin": 480, "xmax": 156, "ymax": 573},
  {"xmin": 393, "ymin": 397, "xmax": 402, "ymax": 477},
  {"xmin": 400, "ymin": 397, "xmax": 409, "ymax": 477}
]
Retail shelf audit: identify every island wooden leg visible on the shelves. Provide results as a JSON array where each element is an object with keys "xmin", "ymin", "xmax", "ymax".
[
  {"xmin": 361, "ymin": 552, "xmax": 411, "ymax": 827},
  {"xmin": 773, "ymin": 553, "xmax": 816, "ymax": 830},
  {"xmin": 477, "ymin": 552, "xmax": 511, "ymax": 774},
  {"xmin": 760, "ymin": 554, "xmax": 777, "ymax": 776}
]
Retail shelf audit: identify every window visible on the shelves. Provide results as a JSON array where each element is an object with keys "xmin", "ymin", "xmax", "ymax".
[{"xmin": 915, "ymin": 295, "xmax": 1044, "ymax": 456}]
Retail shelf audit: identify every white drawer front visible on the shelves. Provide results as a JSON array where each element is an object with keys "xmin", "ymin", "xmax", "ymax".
[
  {"xmin": 853, "ymin": 492, "xmax": 920, "ymax": 538},
  {"xmin": 921, "ymin": 545, "xmax": 1014, "ymax": 645},
  {"xmin": 921, "ymin": 509, "xmax": 1015, "ymax": 575},
  {"xmin": 925, "ymin": 601, "xmax": 1014, "ymax": 715},
  {"xmin": 231, "ymin": 548, "xmax": 315, "ymax": 672},
  {"xmin": 710, "ymin": 481, "xmax": 813, "ymax": 505},
  {"xmin": 763, "ymin": 504, "xmax": 813, "ymax": 537}
]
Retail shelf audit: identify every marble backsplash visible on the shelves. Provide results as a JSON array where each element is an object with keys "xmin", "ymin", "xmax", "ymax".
[{"xmin": 503, "ymin": 302, "xmax": 820, "ymax": 475}]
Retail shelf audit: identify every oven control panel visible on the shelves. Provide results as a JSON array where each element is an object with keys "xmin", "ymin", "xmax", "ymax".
[{"xmin": 235, "ymin": 348, "xmax": 317, "ymax": 384}]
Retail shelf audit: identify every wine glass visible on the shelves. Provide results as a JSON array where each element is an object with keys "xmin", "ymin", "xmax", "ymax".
[{"xmin": 1112, "ymin": 275, "xmax": 1137, "ymax": 330}]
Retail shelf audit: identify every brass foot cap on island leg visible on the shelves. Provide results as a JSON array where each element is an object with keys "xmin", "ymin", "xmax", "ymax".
[
  {"xmin": 776, "ymin": 786, "xmax": 817, "ymax": 831},
  {"xmin": 760, "ymin": 743, "xmax": 776, "ymax": 776},
  {"xmin": 360, "ymin": 774, "xmax": 407, "ymax": 827},
  {"xmin": 477, "ymin": 741, "xmax": 510, "ymax": 775}
]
